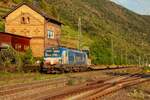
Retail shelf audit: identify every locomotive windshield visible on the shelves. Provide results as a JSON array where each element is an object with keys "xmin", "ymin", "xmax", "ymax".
[{"xmin": 45, "ymin": 48, "xmax": 61, "ymax": 57}]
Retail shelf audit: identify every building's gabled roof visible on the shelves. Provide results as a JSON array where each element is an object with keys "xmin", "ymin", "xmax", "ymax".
[{"xmin": 3, "ymin": 2, "xmax": 62, "ymax": 25}]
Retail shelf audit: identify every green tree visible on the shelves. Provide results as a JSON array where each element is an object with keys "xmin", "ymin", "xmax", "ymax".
[{"xmin": 22, "ymin": 48, "xmax": 35, "ymax": 64}]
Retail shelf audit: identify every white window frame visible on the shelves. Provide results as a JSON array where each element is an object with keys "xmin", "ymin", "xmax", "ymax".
[{"xmin": 48, "ymin": 30, "xmax": 54, "ymax": 39}]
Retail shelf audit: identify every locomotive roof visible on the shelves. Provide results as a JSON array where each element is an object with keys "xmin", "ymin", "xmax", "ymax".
[
  {"xmin": 60, "ymin": 46, "xmax": 81, "ymax": 51},
  {"xmin": 46, "ymin": 47, "xmax": 87, "ymax": 54}
]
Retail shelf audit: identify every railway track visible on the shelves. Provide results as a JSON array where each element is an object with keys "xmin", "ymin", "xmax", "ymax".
[
  {"xmin": 44, "ymin": 74, "xmax": 150, "ymax": 100},
  {"xmin": 0, "ymin": 67, "xmax": 146, "ymax": 100},
  {"xmin": 0, "ymin": 78, "xmax": 68, "ymax": 100},
  {"xmin": 92, "ymin": 66, "xmax": 138, "ymax": 71},
  {"xmin": 70, "ymin": 75, "xmax": 148, "ymax": 100}
]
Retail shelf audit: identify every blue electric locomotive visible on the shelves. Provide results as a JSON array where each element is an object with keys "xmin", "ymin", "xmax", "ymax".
[{"xmin": 44, "ymin": 47, "xmax": 88, "ymax": 65}]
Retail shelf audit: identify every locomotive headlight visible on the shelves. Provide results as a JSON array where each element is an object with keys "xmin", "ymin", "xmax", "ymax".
[{"xmin": 44, "ymin": 58, "xmax": 51, "ymax": 65}]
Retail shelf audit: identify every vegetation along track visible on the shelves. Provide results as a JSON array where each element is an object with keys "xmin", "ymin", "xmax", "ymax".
[{"xmin": 44, "ymin": 74, "xmax": 150, "ymax": 100}]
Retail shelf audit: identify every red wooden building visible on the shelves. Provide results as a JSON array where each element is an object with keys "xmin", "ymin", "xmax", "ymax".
[{"xmin": 0, "ymin": 32, "xmax": 31, "ymax": 51}]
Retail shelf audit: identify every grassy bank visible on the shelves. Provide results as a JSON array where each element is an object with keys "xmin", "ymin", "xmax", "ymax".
[{"xmin": 0, "ymin": 71, "xmax": 63, "ymax": 86}]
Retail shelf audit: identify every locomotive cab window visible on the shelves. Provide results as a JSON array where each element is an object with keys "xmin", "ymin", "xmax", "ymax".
[
  {"xmin": 45, "ymin": 48, "xmax": 60, "ymax": 57},
  {"xmin": 48, "ymin": 30, "xmax": 54, "ymax": 39}
]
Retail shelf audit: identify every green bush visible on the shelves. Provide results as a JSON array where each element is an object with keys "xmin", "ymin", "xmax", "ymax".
[
  {"xmin": 12, "ymin": 0, "xmax": 23, "ymax": 4},
  {"xmin": 39, "ymin": 0, "xmax": 49, "ymax": 10},
  {"xmin": 0, "ymin": 21, "xmax": 4, "ymax": 31},
  {"xmin": 24, "ymin": 0, "xmax": 33, "ymax": 3},
  {"xmin": 12, "ymin": 0, "xmax": 33, "ymax": 4},
  {"xmin": 0, "ymin": 46, "xmax": 16, "ymax": 66},
  {"xmin": 0, "ymin": 47, "xmax": 36, "ymax": 72},
  {"xmin": 90, "ymin": 38, "xmax": 112, "ymax": 65},
  {"xmin": 0, "ymin": 46, "xmax": 22, "ymax": 71},
  {"xmin": 67, "ymin": 79, "xmax": 76, "ymax": 86},
  {"xmin": 143, "ymin": 66, "xmax": 150, "ymax": 72},
  {"xmin": 22, "ymin": 48, "xmax": 35, "ymax": 64}
]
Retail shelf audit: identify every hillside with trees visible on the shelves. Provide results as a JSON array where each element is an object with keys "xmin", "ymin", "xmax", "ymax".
[{"xmin": 0, "ymin": 0, "xmax": 150, "ymax": 65}]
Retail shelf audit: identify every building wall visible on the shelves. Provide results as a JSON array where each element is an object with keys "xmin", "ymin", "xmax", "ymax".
[
  {"xmin": 5, "ymin": 4, "xmax": 61, "ymax": 57},
  {"xmin": 5, "ymin": 5, "xmax": 45, "ymax": 57},
  {"xmin": 0, "ymin": 33, "xmax": 11, "ymax": 46},
  {"xmin": 30, "ymin": 38, "xmax": 44, "ymax": 57},
  {"xmin": 45, "ymin": 21, "xmax": 61, "ymax": 49},
  {"xmin": 11, "ymin": 36, "xmax": 30, "ymax": 52},
  {"xmin": 0, "ymin": 32, "xmax": 30, "ymax": 52}
]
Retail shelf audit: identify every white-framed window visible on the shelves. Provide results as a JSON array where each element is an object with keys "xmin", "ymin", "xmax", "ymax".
[{"xmin": 48, "ymin": 30, "xmax": 54, "ymax": 39}]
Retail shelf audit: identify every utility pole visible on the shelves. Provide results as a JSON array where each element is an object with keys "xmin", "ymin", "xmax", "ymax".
[
  {"xmin": 125, "ymin": 46, "xmax": 128, "ymax": 65},
  {"xmin": 125, "ymin": 33, "xmax": 128, "ymax": 65},
  {"xmin": 138, "ymin": 56, "xmax": 141, "ymax": 67},
  {"xmin": 141, "ymin": 32, "xmax": 144, "ymax": 67},
  {"xmin": 78, "ymin": 17, "xmax": 82, "ymax": 50},
  {"xmin": 111, "ymin": 36, "xmax": 114, "ymax": 65},
  {"xmin": 120, "ymin": 49, "xmax": 123, "ymax": 65}
]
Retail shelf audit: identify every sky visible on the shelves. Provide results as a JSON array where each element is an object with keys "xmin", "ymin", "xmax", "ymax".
[{"xmin": 110, "ymin": 0, "xmax": 150, "ymax": 15}]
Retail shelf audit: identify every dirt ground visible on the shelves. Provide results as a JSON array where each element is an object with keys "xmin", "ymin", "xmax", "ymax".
[
  {"xmin": 0, "ymin": 67, "xmax": 149, "ymax": 100},
  {"xmin": 100, "ymin": 81, "xmax": 150, "ymax": 100},
  {"xmin": 99, "ymin": 67, "xmax": 150, "ymax": 100}
]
